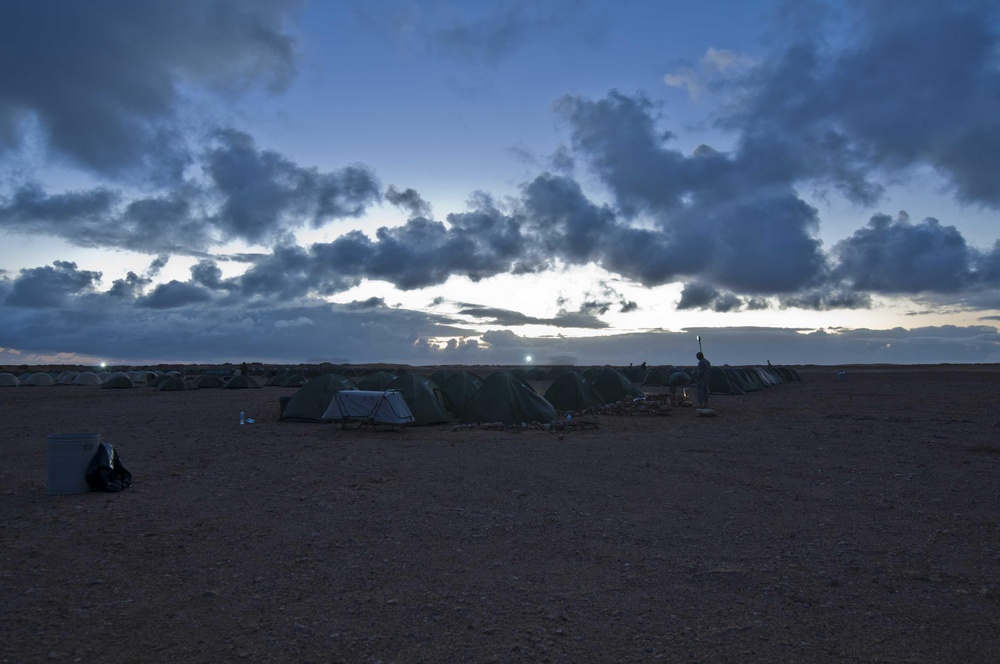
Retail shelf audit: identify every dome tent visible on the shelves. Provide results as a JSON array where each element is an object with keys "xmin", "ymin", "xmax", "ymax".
[
  {"xmin": 102, "ymin": 372, "xmax": 135, "ymax": 389},
  {"xmin": 0, "ymin": 373, "xmax": 20, "ymax": 387},
  {"xmin": 440, "ymin": 372, "xmax": 484, "ymax": 415},
  {"xmin": 386, "ymin": 374, "xmax": 453, "ymax": 426},
  {"xmin": 72, "ymin": 371, "xmax": 102, "ymax": 386},
  {"xmin": 543, "ymin": 370, "xmax": 607, "ymax": 412},
  {"xmin": 460, "ymin": 372, "xmax": 557, "ymax": 425},
  {"xmin": 194, "ymin": 374, "xmax": 225, "ymax": 388},
  {"xmin": 593, "ymin": 368, "xmax": 645, "ymax": 403},
  {"xmin": 357, "ymin": 370, "xmax": 397, "ymax": 391},
  {"xmin": 224, "ymin": 375, "xmax": 260, "ymax": 389},
  {"xmin": 157, "ymin": 376, "xmax": 197, "ymax": 391},
  {"xmin": 280, "ymin": 374, "xmax": 357, "ymax": 422},
  {"xmin": 21, "ymin": 373, "xmax": 55, "ymax": 386}
]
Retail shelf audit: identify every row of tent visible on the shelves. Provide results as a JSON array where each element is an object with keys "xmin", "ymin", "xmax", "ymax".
[
  {"xmin": 278, "ymin": 367, "xmax": 652, "ymax": 427},
  {"xmin": 0, "ymin": 370, "xmax": 262, "ymax": 390}
]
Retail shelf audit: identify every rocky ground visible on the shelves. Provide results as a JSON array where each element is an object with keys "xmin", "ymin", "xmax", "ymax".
[{"xmin": 2, "ymin": 365, "xmax": 999, "ymax": 663}]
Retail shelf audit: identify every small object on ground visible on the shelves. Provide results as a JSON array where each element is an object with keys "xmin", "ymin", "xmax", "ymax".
[{"xmin": 695, "ymin": 408, "xmax": 717, "ymax": 417}]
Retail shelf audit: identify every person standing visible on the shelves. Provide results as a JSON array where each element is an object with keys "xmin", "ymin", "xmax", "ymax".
[{"xmin": 694, "ymin": 352, "xmax": 711, "ymax": 408}]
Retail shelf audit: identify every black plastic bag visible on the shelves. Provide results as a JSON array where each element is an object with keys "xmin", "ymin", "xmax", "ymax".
[{"xmin": 86, "ymin": 441, "xmax": 133, "ymax": 492}]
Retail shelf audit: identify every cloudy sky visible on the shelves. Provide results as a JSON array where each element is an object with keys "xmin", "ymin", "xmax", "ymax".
[{"xmin": 1, "ymin": 0, "xmax": 999, "ymax": 367}]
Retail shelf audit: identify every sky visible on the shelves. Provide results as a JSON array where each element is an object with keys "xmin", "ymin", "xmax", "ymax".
[{"xmin": 1, "ymin": 0, "xmax": 999, "ymax": 367}]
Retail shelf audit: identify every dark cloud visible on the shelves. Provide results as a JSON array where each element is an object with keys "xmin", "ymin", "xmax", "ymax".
[
  {"xmin": 0, "ymin": 0, "xmax": 301, "ymax": 183},
  {"xmin": 723, "ymin": 1, "xmax": 1000, "ymax": 207},
  {"xmin": 553, "ymin": 93, "xmax": 830, "ymax": 293},
  {"xmin": 833, "ymin": 213, "xmax": 974, "ymax": 294},
  {"xmin": 137, "ymin": 281, "xmax": 214, "ymax": 309},
  {"xmin": 778, "ymin": 289, "xmax": 873, "ymax": 311},
  {"xmin": 385, "ymin": 186, "xmax": 432, "ymax": 218},
  {"xmin": 5, "ymin": 261, "xmax": 101, "ymax": 308},
  {"xmin": 204, "ymin": 129, "xmax": 382, "ymax": 245},
  {"xmin": 457, "ymin": 304, "xmax": 608, "ymax": 329},
  {"xmin": 107, "ymin": 272, "xmax": 152, "ymax": 299}
]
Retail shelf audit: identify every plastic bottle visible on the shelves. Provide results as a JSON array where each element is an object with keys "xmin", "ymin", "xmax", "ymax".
[{"xmin": 240, "ymin": 409, "xmax": 245, "ymax": 425}]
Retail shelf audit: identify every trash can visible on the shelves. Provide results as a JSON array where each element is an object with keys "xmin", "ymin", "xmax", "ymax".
[{"xmin": 47, "ymin": 433, "xmax": 101, "ymax": 495}]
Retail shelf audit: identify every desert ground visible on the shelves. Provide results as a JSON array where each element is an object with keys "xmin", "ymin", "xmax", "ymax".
[{"xmin": 2, "ymin": 365, "xmax": 999, "ymax": 663}]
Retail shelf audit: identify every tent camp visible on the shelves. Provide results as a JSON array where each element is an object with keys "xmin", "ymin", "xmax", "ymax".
[
  {"xmin": 280, "ymin": 374, "xmax": 358, "ymax": 422},
  {"xmin": 57, "ymin": 372, "xmax": 79, "ymax": 385},
  {"xmin": 543, "ymin": 371, "xmax": 607, "ymax": 411},
  {"xmin": 440, "ymin": 372, "xmax": 484, "ymax": 415},
  {"xmin": 460, "ymin": 372, "xmax": 557, "ymax": 425},
  {"xmin": 0, "ymin": 373, "xmax": 19, "ymax": 387},
  {"xmin": 593, "ymin": 368, "xmax": 645, "ymax": 403},
  {"xmin": 386, "ymin": 374, "xmax": 452, "ymax": 425},
  {"xmin": 357, "ymin": 371, "xmax": 397, "ymax": 391},
  {"xmin": 428, "ymin": 371, "xmax": 453, "ymax": 388}
]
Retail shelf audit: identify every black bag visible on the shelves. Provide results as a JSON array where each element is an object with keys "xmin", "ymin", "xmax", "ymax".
[{"xmin": 86, "ymin": 441, "xmax": 133, "ymax": 492}]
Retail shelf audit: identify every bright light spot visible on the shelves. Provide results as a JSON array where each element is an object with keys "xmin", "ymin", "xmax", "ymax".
[
  {"xmin": 100, "ymin": 361, "xmax": 107, "ymax": 368},
  {"xmin": 525, "ymin": 355, "xmax": 533, "ymax": 364}
]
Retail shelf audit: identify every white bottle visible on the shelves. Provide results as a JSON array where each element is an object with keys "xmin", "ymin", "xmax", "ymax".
[{"xmin": 240, "ymin": 409, "xmax": 245, "ymax": 425}]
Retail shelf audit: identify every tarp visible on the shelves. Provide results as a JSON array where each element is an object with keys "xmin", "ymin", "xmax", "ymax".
[{"xmin": 322, "ymin": 390, "xmax": 415, "ymax": 426}]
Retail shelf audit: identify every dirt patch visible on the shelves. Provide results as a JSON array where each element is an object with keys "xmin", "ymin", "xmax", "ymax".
[{"xmin": 2, "ymin": 366, "xmax": 999, "ymax": 662}]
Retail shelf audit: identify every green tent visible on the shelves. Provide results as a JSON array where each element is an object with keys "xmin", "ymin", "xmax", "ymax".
[
  {"xmin": 280, "ymin": 373, "xmax": 357, "ymax": 422},
  {"xmin": 357, "ymin": 370, "xmax": 397, "ymax": 391},
  {"xmin": 543, "ymin": 371, "xmax": 607, "ymax": 411},
  {"xmin": 157, "ymin": 376, "xmax": 197, "ymax": 391},
  {"xmin": 428, "ymin": 370, "xmax": 453, "ymax": 387},
  {"xmin": 440, "ymin": 372, "xmax": 484, "ymax": 415},
  {"xmin": 460, "ymin": 372, "xmax": 557, "ymax": 425},
  {"xmin": 593, "ymin": 368, "xmax": 645, "ymax": 403},
  {"xmin": 387, "ymin": 374, "xmax": 453, "ymax": 425}
]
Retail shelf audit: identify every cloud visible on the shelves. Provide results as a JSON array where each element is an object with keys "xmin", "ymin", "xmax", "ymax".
[
  {"xmin": 722, "ymin": 1, "xmax": 1000, "ymax": 207},
  {"xmin": 204, "ymin": 129, "xmax": 382, "ymax": 245},
  {"xmin": 137, "ymin": 281, "xmax": 214, "ymax": 309},
  {"xmin": 457, "ymin": 304, "xmax": 608, "ymax": 329},
  {"xmin": 5, "ymin": 261, "xmax": 102, "ymax": 308},
  {"xmin": 833, "ymin": 213, "xmax": 975, "ymax": 294},
  {"xmin": 385, "ymin": 185, "xmax": 433, "ymax": 218},
  {"xmin": 0, "ymin": 0, "xmax": 302, "ymax": 183}
]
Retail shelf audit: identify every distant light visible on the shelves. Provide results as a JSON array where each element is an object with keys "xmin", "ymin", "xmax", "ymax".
[
  {"xmin": 525, "ymin": 355, "xmax": 533, "ymax": 364},
  {"xmin": 100, "ymin": 361, "xmax": 107, "ymax": 368}
]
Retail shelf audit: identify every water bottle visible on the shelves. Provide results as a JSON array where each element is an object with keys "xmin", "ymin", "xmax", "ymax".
[{"xmin": 240, "ymin": 409, "xmax": 245, "ymax": 425}]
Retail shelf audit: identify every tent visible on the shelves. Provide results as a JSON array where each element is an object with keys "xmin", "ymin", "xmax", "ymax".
[
  {"xmin": 57, "ymin": 372, "xmax": 80, "ymax": 385},
  {"xmin": 543, "ymin": 371, "xmax": 607, "ymax": 411},
  {"xmin": 102, "ymin": 373, "xmax": 135, "ymax": 389},
  {"xmin": 428, "ymin": 370, "xmax": 453, "ymax": 387},
  {"xmin": 157, "ymin": 376, "xmax": 197, "ymax": 391},
  {"xmin": 0, "ymin": 372, "xmax": 20, "ymax": 387},
  {"xmin": 321, "ymin": 390, "xmax": 415, "ymax": 427},
  {"xmin": 224, "ymin": 375, "xmax": 260, "ymax": 389},
  {"xmin": 593, "ymin": 368, "xmax": 645, "ymax": 403},
  {"xmin": 72, "ymin": 371, "xmax": 102, "ymax": 386},
  {"xmin": 280, "ymin": 373, "xmax": 358, "ymax": 422},
  {"xmin": 357, "ymin": 370, "xmax": 397, "ymax": 391},
  {"xmin": 21, "ymin": 373, "xmax": 55, "ymax": 386},
  {"xmin": 194, "ymin": 374, "xmax": 225, "ymax": 389},
  {"xmin": 708, "ymin": 366, "xmax": 745, "ymax": 395},
  {"xmin": 460, "ymin": 372, "xmax": 557, "ymax": 425},
  {"xmin": 440, "ymin": 372, "xmax": 484, "ymax": 415},
  {"xmin": 386, "ymin": 374, "xmax": 453, "ymax": 425}
]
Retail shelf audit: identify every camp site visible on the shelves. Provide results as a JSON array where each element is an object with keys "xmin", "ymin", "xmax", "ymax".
[{"xmin": 2, "ymin": 362, "xmax": 999, "ymax": 662}]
